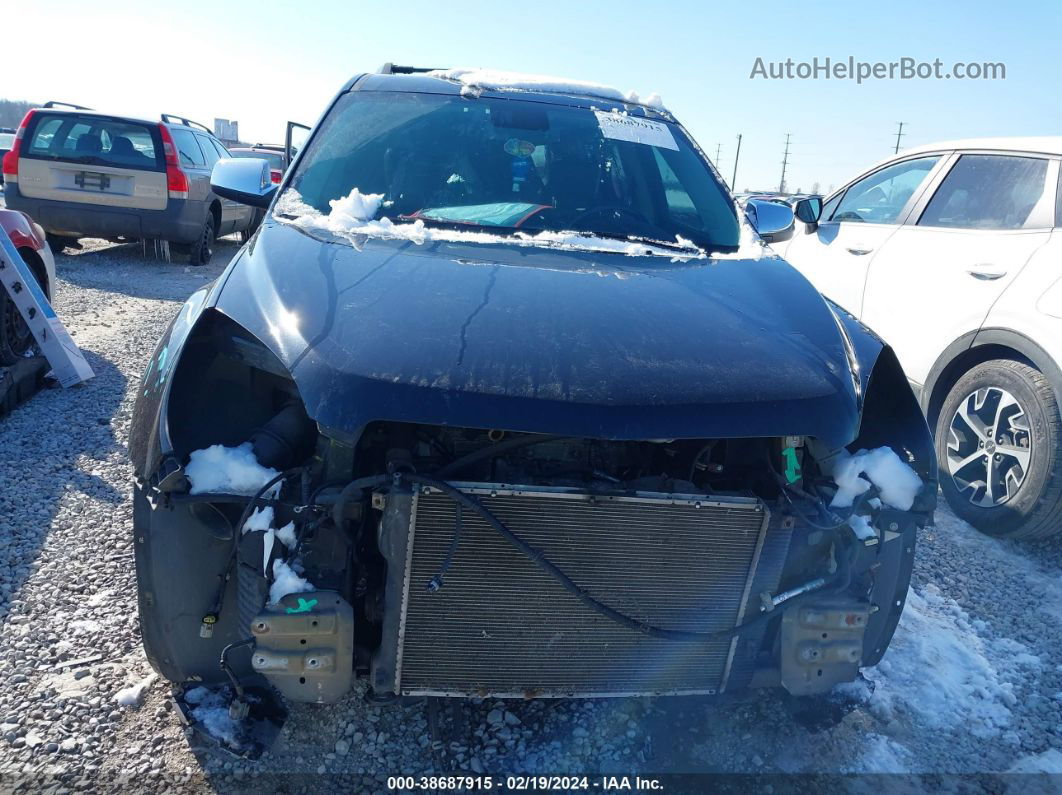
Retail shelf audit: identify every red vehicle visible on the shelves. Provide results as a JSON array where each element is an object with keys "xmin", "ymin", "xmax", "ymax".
[{"xmin": 0, "ymin": 208, "xmax": 55, "ymax": 364}]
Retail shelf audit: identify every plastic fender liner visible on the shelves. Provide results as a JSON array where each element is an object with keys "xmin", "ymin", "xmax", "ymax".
[
  {"xmin": 826, "ymin": 297, "xmax": 937, "ymax": 506},
  {"xmin": 132, "ymin": 482, "xmax": 252, "ymax": 683},
  {"xmin": 860, "ymin": 510, "xmax": 918, "ymax": 667},
  {"xmin": 851, "ymin": 345, "xmax": 938, "ymax": 510},
  {"xmin": 844, "ymin": 346, "xmax": 935, "ymax": 668}
]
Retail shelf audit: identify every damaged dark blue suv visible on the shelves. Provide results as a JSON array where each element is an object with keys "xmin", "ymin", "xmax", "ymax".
[{"xmin": 129, "ymin": 65, "xmax": 935, "ymax": 744}]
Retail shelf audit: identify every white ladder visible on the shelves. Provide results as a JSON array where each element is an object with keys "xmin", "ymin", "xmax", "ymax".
[{"xmin": 0, "ymin": 234, "xmax": 93, "ymax": 387}]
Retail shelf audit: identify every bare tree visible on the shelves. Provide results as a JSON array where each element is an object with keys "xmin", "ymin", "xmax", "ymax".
[{"xmin": 0, "ymin": 99, "xmax": 38, "ymax": 130}]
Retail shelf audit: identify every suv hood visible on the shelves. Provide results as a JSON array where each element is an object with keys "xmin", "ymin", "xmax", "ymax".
[{"xmin": 214, "ymin": 220, "xmax": 861, "ymax": 446}]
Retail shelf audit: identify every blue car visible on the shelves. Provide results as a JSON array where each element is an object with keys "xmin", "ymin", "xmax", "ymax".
[{"xmin": 129, "ymin": 65, "xmax": 934, "ymax": 734}]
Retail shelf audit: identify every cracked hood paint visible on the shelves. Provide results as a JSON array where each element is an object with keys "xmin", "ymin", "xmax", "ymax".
[{"xmin": 213, "ymin": 220, "xmax": 862, "ymax": 446}]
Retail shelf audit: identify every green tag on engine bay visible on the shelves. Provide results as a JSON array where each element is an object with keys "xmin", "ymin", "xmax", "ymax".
[
  {"xmin": 782, "ymin": 446, "xmax": 802, "ymax": 484},
  {"xmin": 286, "ymin": 597, "xmax": 318, "ymax": 614}
]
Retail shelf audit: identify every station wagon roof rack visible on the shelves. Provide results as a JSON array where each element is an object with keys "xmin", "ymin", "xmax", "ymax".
[
  {"xmin": 160, "ymin": 114, "xmax": 212, "ymax": 134},
  {"xmin": 43, "ymin": 101, "xmax": 93, "ymax": 110},
  {"xmin": 377, "ymin": 63, "xmax": 445, "ymax": 75}
]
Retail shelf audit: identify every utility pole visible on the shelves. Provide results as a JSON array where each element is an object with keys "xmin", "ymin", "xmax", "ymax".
[
  {"xmin": 714, "ymin": 142, "xmax": 722, "ymax": 164},
  {"xmin": 732, "ymin": 134, "xmax": 742, "ymax": 189},
  {"xmin": 894, "ymin": 122, "xmax": 906, "ymax": 154},
  {"xmin": 779, "ymin": 133, "xmax": 792, "ymax": 194}
]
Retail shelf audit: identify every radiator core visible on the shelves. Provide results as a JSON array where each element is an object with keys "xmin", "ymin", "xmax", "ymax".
[{"xmin": 377, "ymin": 484, "xmax": 786, "ymax": 698}]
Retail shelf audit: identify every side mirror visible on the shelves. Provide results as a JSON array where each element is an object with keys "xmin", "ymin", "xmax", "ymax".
[
  {"xmin": 746, "ymin": 198, "xmax": 795, "ymax": 243},
  {"xmin": 211, "ymin": 158, "xmax": 277, "ymax": 209},
  {"xmin": 794, "ymin": 196, "xmax": 823, "ymax": 230}
]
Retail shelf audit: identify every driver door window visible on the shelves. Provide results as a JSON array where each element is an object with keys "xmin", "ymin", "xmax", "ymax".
[{"xmin": 830, "ymin": 156, "xmax": 941, "ymax": 224}]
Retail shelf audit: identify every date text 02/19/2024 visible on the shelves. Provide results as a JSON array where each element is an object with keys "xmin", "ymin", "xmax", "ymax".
[{"xmin": 386, "ymin": 775, "xmax": 664, "ymax": 791}]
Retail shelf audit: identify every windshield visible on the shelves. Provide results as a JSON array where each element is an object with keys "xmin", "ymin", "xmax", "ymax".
[
  {"xmin": 0, "ymin": 133, "xmax": 13, "ymax": 149},
  {"xmin": 23, "ymin": 113, "xmax": 162, "ymax": 171},
  {"xmin": 232, "ymin": 149, "xmax": 285, "ymax": 170},
  {"xmin": 281, "ymin": 91, "xmax": 740, "ymax": 252}
]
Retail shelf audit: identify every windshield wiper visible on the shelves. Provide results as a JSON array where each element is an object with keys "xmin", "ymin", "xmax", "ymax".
[
  {"xmin": 577, "ymin": 231, "xmax": 707, "ymax": 255},
  {"xmin": 396, "ymin": 216, "xmax": 705, "ymax": 252}
]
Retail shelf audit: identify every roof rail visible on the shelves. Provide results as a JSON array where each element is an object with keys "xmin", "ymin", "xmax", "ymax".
[
  {"xmin": 378, "ymin": 63, "xmax": 445, "ymax": 75},
  {"xmin": 160, "ymin": 114, "xmax": 212, "ymax": 134},
  {"xmin": 43, "ymin": 101, "xmax": 93, "ymax": 111}
]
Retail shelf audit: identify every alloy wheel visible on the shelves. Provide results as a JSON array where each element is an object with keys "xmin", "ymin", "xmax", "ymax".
[{"xmin": 946, "ymin": 386, "xmax": 1031, "ymax": 507}]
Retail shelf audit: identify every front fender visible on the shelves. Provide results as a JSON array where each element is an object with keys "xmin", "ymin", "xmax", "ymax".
[
  {"xmin": 825, "ymin": 297, "xmax": 937, "ymax": 501},
  {"xmin": 129, "ymin": 286, "xmax": 212, "ymax": 481}
]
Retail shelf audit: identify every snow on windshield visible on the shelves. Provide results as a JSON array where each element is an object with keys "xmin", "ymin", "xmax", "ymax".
[
  {"xmin": 429, "ymin": 67, "xmax": 665, "ymax": 110},
  {"xmin": 275, "ymin": 188, "xmax": 712, "ymax": 259}
]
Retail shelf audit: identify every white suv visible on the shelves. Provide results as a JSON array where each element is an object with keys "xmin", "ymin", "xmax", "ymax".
[{"xmin": 779, "ymin": 138, "xmax": 1062, "ymax": 539}]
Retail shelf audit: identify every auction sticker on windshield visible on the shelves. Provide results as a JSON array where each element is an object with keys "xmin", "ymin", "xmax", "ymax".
[{"xmin": 594, "ymin": 111, "xmax": 678, "ymax": 150}]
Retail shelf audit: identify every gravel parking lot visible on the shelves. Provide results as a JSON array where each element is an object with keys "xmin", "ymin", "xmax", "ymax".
[{"xmin": 1, "ymin": 224, "xmax": 1060, "ymax": 790}]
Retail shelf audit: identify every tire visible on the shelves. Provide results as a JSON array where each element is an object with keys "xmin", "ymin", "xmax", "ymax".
[
  {"xmin": 240, "ymin": 209, "xmax": 264, "ymax": 244},
  {"xmin": 0, "ymin": 250, "xmax": 41, "ymax": 365},
  {"xmin": 935, "ymin": 359, "xmax": 1062, "ymax": 539},
  {"xmin": 188, "ymin": 214, "xmax": 215, "ymax": 266},
  {"xmin": 47, "ymin": 234, "xmax": 80, "ymax": 254}
]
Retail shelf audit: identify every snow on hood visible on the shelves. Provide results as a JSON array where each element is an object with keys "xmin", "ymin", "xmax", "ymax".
[
  {"xmin": 272, "ymin": 188, "xmax": 766, "ymax": 261},
  {"xmin": 428, "ymin": 67, "xmax": 665, "ymax": 110}
]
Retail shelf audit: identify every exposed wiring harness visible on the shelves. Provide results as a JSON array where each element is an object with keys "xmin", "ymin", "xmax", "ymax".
[
  {"xmin": 220, "ymin": 637, "xmax": 255, "ymax": 699},
  {"xmin": 435, "ymin": 434, "xmax": 570, "ymax": 478},
  {"xmin": 398, "ymin": 472, "xmax": 851, "ymax": 642},
  {"xmin": 200, "ymin": 468, "xmax": 303, "ymax": 636}
]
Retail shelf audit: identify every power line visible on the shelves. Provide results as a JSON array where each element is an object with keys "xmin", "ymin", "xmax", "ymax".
[
  {"xmin": 894, "ymin": 122, "xmax": 906, "ymax": 154},
  {"xmin": 779, "ymin": 133, "xmax": 792, "ymax": 194},
  {"xmin": 732, "ymin": 134, "xmax": 742, "ymax": 189}
]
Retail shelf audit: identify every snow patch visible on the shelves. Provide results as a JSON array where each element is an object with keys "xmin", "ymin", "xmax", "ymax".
[
  {"xmin": 275, "ymin": 521, "xmax": 298, "ymax": 549},
  {"xmin": 115, "ymin": 673, "xmax": 156, "ymax": 708},
  {"xmin": 855, "ymin": 585, "xmax": 1037, "ymax": 739},
  {"xmin": 185, "ymin": 442, "xmax": 279, "ymax": 496},
  {"xmin": 262, "ymin": 528, "xmax": 275, "ymax": 575},
  {"xmin": 1008, "ymin": 748, "xmax": 1062, "ymax": 774},
  {"xmin": 428, "ymin": 67, "xmax": 665, "ymax": 110},
  {"xmin": 847, "ymin": 512, "xmax": 877, "ymax": 542},
  {"xmin": 183, "ymin": 686, "xmax": 210, "ymax": 705},
  {"xmin": 830, "ymin": 447, "xmax": 923, "ymax": 510},
  {"xmin": 185, "ymin": 687, "xmax": 241, "ymax": 748},
  {"xmin": 242, "ymin": 506, "xmax": 274, "ymax": 534},
  {"xmin": 276, "ymin": 188, "xmax": 705, "ymax": 260},
  {"xmin": 843, "ymin": 733, "xmax": 911, "ymax": 774},
  {"xmin": 269, "ymin": 559, "xmax": 313, "ymax": 605}
]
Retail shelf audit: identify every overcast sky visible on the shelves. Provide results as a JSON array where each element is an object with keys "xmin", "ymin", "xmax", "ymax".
[{"xmin": 6, "ymin": 0, "xmax": 1056, "ymax": 193}]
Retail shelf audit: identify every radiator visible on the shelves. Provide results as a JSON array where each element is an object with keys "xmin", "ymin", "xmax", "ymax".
[{"xmin": 373, "ymin": 484, "xmax": 790, "ymax": 698}]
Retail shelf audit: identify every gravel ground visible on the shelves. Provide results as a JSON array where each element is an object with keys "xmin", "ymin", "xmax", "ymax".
[{"xmin": 0, "ymin": 229, "xmax": 1060, "ymax": 791}]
